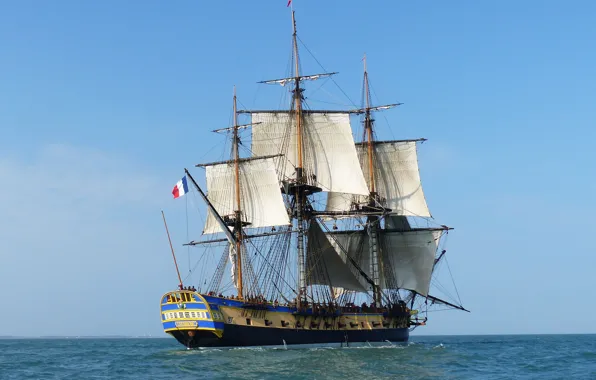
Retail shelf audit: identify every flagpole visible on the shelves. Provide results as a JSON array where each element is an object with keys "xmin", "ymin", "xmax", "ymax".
[{"xmin": 162, "ymin": 210, "xmax": 183, "ymax": 289}]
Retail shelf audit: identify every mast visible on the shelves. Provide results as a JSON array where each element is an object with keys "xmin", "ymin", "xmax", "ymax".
[
  {"xmin": 293, "ymin": 12, "xmax": 303, "ymax": 172},
  {"xmin": 292, "ymin": 11, "xmax": 307, "ymax": 307},
  {"xmin": 233, "ymin": 86, "xmax": 244, "ymax": 299},
  {"xmin": 363, "ymin": 54, "xmax": 375, "ymax": 194},
  {"xmin": 363, "ymin": 54, "xmax": 382, "ymax": 307}
]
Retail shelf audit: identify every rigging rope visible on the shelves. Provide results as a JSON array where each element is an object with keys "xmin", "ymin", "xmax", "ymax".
[
  {"xmin": 444, "ymin": 254, "xmax": 463, "ymax": 305},
  {"xmin": 367, "ymin": 77, "xmax": 398, "ymax": 141},
  {"xmin": 186, "ymin": 193, "xmax": 191, "ymax": 276},
  {"xmin": 296, "ymin": 35, "xmax": 357, "ymax": 109}
]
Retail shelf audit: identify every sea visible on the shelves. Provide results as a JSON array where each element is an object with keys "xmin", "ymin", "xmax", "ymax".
[{"xmin": 0, "ymin": 334, "xmax": 594, "ymax": 379}]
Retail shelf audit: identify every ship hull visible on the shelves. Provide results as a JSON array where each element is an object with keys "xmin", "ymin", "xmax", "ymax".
[
  {"xmin": 161, "ymin": 291, "xmax": 413, "ymax": 349},
  {"xmin": 168, "ymin": 323, "xmax": 409, "ymax": 348}
]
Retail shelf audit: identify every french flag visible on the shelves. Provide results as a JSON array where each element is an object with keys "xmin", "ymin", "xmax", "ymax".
[{"xmin": 172, "ymin": 176, "xmax": 189, "ymax": 199}]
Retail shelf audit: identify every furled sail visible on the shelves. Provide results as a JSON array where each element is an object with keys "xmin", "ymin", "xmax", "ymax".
[
  {"xmin": 326, "ymin": 141, "xmax": 431, "ymax": 217},
  {"xmin": 203, "ymin": 157, "xmax": 290, "ymax": 234},
  {"xmin": 228, "ymin": 243, "xmax": 237, "ymax": 289},
  {"xmin": 305, "ymin": 222, "xmax": 369, "ymax": 292},
  {"xmin": 250, "ymin": 112, "xmax": 369, "ymax": 195},
  {"xmin": 326, "ymin": 229, "xmax": 442, "ymax": 296}
]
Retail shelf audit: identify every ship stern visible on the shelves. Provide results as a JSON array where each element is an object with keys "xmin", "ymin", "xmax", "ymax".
[{"xmin": 160, "ymin": 291, "xmax": 225, "ymax": 348}]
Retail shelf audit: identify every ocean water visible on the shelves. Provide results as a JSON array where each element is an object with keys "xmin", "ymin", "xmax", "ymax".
[{"xmin": 0, "ymin": 335, "xmax": 594, "ymax": 379}]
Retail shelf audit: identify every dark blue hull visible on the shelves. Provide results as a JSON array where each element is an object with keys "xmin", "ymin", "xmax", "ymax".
[{"xmin": 170, "ymin": 323, "xmax": 409, "ymax": 348}]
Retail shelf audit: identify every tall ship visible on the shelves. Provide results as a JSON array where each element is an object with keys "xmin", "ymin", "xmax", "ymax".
[{"xmin": 160, "ymin": 9, "xmax": 467, "ymax": 349}]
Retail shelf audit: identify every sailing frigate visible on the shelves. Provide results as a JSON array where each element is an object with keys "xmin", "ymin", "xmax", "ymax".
[{"xmin": 159, "ymin": 11, "xmax": 468, "ymax": 349}]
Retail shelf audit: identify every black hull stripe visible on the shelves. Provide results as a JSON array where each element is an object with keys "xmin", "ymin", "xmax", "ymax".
[{"xmin": 170, "ymin": 324, "xmax": 409, "ymax": 348}]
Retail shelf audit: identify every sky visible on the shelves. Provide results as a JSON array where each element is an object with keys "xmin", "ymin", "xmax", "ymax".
[{"xmin": 1, "ymin": 0, "xmax": 595, "ymax": 337}]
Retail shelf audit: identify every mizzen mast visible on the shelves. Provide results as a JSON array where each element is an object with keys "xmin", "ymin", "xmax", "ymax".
[{"xmin": 232, "ymin": 86, "xmax": 244, "ymax": 299}]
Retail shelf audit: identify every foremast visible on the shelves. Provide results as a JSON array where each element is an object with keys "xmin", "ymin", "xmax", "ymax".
[
  {"xmin": 361, "ymin": 55, "xmax": 384, "ymax": 307},
  {"xmin": 360, "ymin": 57, "xmax": 424, "ymax": 307},
  {"xmin": 319, "ymin": 55, "xmax": 453, "ymax": 309},
  {"xmin": 353, "ymin": 58, "xmax": 462, "ymax": 311}
]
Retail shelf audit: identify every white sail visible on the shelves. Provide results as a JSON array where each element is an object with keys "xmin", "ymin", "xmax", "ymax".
[
  {"xmin": 203, "ymin": 157, "xmax": 290, "ymax": 235},
  {"xmin": 382, "ymin": 230, "xmax": 442, "ymax": 296},
  {"xmin": 326, "ymin": 231, "xmax": 372, "ymax": 287},
  {"xmin": 250, "ymin": 112, "xmax": 369, "ymax": 195},
  {"xmin": 324, "ymin": 191, "xmax": 367, "ymax": 214},
  {"xmin": 306, "ymin": 223, "xmax": 369, "ymax": 292},
  {"xmin": 326, "ymin": 141, "xmax": 431, "ymax": 217},
  {"xmin": 326, "ymin": 229, "xmax": 442, "ymax": 296}
]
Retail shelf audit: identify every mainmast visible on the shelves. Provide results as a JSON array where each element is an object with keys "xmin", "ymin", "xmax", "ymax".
[
  {"xmin": 292, "ymin": 12, "xmax": 304, "ymax": 171},
  {"xmin": 232, "ymin": 86, "xmax": 244, "ymax": 299},
  {"xmin": 292, "ymin": 11, "xmax": 307, "ymax": 308},
  {"xmin": 362, "ymin": 54, "xmax": 382, "ymax": 307}
]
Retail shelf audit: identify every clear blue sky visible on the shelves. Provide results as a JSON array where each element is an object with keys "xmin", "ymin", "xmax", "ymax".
[{"xmin": 1, "ymin": 0, "xmax": 595, "ymax": 337}]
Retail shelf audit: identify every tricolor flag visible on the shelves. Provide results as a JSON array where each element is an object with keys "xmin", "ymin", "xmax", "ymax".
[{"xmin": 172, "ymin": 176, "xmax": 189, "ymax": 199}]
